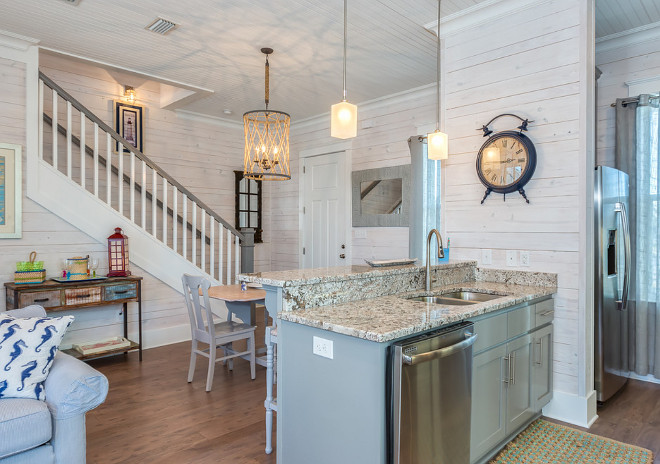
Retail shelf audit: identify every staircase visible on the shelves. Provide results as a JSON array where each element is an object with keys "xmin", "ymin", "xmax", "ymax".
[{"xmin": 29, "ymin": 72, "xmax": 253, "ymax": 293}]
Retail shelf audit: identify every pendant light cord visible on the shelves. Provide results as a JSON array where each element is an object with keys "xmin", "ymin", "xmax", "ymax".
[
  {"xmin": 436, "ymin": 0, "xmax": 441, "ymax": 131},
  {"xmin": 343, "ymin": 0, "xmax": 348, "ymax": 101},
  {"xmin": 265, "ymin": 55, "xmax": 270, "ymax": 110}
]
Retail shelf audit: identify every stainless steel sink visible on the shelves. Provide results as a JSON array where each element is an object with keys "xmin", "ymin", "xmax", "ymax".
[
  {"xmin": 440, "ymin": 291, "xmax": 503, "ymax": 302},
  {"xmin": 406, "ymin": 296, "xmax": 477, "ymax": 306},
  {"xmin": 405, "ymin": 291, "xmax": 506, "ymax": 306}
]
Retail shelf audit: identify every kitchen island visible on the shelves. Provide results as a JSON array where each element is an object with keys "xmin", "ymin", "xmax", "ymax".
[{"xmin": 240, "ymin": 261, "xmax": 557, "ymax": 464}]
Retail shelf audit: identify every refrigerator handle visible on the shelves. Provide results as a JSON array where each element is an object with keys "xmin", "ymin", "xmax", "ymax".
[{"xmin": 615, "ymin": 202, "xmax": 631, "ymax": 311}]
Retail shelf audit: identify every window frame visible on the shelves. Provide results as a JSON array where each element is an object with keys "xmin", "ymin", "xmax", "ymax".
[{"xmin": 234, "ymin": 170, "xmax": 263, "ymax": 244}]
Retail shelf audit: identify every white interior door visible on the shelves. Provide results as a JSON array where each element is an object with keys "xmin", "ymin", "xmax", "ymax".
[{"xmin": 302, "ymin": 151, "xmax": 348, "ymax": 268}]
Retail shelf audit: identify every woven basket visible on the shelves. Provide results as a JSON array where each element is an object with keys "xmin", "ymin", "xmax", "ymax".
[
  {"xmin": 68, "ymin": 256, "xmax": 89, "ymax": 280},
  {"xmin": 14, "ymin": 269, "xmax": 46, "ymax": 285},
  {"xmin": 14, "ymin": 252, "xmax": 45, "ymax": 284}
]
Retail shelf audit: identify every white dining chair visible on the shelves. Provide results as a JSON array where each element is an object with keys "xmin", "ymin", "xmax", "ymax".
[
  {"xmin": 182, "ymin": 274, "xmax": 256, "ymax": 392},
  {"xmin": 264, "ymin": 325, "xmax": 278, "ymax": 454}
]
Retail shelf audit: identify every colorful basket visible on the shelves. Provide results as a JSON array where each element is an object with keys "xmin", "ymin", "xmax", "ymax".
[
  {"xmin": 68, "ymin": 256, "xmax": 89, "ymax": 281},
  {"xmin": 15, "ymin": 252, "xmax": 46, "ymax": 284}
]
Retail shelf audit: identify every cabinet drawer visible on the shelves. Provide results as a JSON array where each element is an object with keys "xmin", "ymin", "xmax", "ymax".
[
  {"xmin": 534, "ymin": 299, "xmax": 554, "ymax": 327},
  {"xmin": 104, "ymin": 283, "xmax": 137, "ymax": 301},
  {"xmin": 473, "ymin": 312, "xmax": 508, "ymax": 353},
  {"xmin": 18, "ymin": 290, "xmax": 62, "ymax": 308},
  {"xmin": 507, "ymin": 305, "xmax": 533, "ymax": 339},
  {"xmin": 64, "ymin": 287, "xmax": 102, "ymax": 306}
]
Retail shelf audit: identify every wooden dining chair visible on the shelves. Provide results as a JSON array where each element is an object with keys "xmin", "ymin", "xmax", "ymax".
[{"xmin": 182, "ymin": 274, "xmax": 256, "ymax": 391}]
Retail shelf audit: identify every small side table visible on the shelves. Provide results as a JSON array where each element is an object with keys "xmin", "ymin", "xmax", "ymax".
[{"xmin": 208, "ymin": 284, "xmax": 266, "ymax": 365}]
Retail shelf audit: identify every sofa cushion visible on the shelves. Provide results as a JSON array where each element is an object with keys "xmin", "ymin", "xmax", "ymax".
[
  {"xmin": 0, "ymin": 398, "xmax": 52, "ymax": 459},
  {"xmin": 0, "ymin": 443, "xmax": 54, "ymax": 464},
  {"xmin": 0, "ymin": 315, "xmax": 74, "ymax": 400}
]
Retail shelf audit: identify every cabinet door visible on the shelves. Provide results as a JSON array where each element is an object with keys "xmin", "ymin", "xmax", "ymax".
[
  {"xmin": 505, "ymin": 334, "xmax": 535, "ymax": 434},
  {"xmin": 470, "ymin": 344, "xmax": 507, "ymax": 463},
  {"xmin": 532, "ymin": 324, "xmax": 553, "ymax": 410}
]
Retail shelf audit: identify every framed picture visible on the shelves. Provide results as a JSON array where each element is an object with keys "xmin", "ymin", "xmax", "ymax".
[
  {"xmin": 0, "ymin": 143, "xmax": 22, "ymax": 238},
  {"xmin": 115, "ymin": 101, "xmax": 143, "ymax": 153}
]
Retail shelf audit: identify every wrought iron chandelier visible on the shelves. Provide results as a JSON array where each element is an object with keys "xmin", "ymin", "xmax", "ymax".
[{"xmin": 243, "ymin": 48, "xmax": 291, "ymax": 181}]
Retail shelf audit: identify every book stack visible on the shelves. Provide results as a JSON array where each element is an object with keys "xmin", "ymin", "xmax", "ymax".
[{"xmin": 73, "ymin": 337, "xmax": 131, "ymax": 355}]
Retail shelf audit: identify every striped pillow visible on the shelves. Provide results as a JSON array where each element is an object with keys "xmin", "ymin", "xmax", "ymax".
[{"xmin": 0, "ymin": 314, "xmax": 74, "ymax": 400}]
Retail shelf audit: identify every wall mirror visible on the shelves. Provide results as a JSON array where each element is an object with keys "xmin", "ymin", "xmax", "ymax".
[{"xmin": 352, "ymin": 164, "xmax": 410, "ymax": 227}]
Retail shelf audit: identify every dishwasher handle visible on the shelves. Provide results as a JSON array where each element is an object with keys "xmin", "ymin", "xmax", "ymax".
[{"xmin": 402, "ymin": 332, "xmax": 478, "ymax": 365}]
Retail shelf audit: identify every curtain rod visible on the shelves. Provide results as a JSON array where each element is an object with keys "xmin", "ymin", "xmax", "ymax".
[{"xmin": 610, "ymin": 95, "xmax": 659, "ymax": 107}]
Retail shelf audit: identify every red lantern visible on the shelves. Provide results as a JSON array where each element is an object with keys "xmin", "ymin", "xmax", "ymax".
[{"xmin": 107, "ymin": 227, "xmax": 131, "ymax": 277}]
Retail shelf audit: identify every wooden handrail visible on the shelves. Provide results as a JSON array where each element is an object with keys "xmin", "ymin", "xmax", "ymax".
[{"xmin": 39, "ymin": 71, "xmax": 243, "ymax": 240}]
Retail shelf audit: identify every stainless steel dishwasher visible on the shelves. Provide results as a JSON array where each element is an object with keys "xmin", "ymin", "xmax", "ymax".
[{"xmin": 389, "ymin": 321, "xmax": 477, "ymax": 464}]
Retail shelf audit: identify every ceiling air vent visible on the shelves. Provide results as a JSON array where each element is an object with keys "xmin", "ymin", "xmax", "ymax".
[{"xmin": 145, "ymin": 18, "xmax": 178, "ymax": 35}]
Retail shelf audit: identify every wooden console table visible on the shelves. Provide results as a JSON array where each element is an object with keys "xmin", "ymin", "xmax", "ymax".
[{"xmin": 4, "ymin": 276, "xmax": 143, "ymax": 361}]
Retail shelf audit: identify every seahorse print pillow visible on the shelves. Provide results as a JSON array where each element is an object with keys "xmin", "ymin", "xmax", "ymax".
[{"xmin": 0, "ymin": 314, "xmax": 74, "ymax": 400}]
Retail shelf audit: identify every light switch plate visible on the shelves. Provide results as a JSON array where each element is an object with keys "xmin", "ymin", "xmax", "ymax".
[
  {"xmin": 481, "ymin": 249, "xmax": 493, "ymax": 265},
  {"xmin": 506, "ymin": 250, "xmax": 517, "ymax": 267},
  {"xmin": 313, "ymin": 336, "xmax": 334, "ymax": 359},
  {"xmin": 520, "ymin": 251, "xmax": 530, "ymax": 266},
  {"xmin": 353, "ymin": 229, "xmax": 367, "ymax": 239}
]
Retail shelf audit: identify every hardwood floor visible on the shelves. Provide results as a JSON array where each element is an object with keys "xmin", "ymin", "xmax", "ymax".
[
  {"xmin": 87, "ymin": 343, "xmax": 660, "ymax": 463},
  {"xmin": 546, "ymin": 379, "xmax": 660, "ymax": 464}
]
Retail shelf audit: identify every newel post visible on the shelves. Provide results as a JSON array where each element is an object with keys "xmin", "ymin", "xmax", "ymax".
[{"xmin": 240, "ymin": 228, "xmax": 255, "ymax": 274}]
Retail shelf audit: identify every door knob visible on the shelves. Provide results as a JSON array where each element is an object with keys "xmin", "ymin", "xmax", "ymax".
[
  {"xmin": 339, "ymin": 254, "xmax": 346, "ymax": 259},
  {"xmin": 341, "ymin": 244, "xmax": 346, "ymax": 249}
]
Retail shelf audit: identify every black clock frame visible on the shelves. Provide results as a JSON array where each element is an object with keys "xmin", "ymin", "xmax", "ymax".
[{"xmin": 476, "ymin": 130, "xmax": 536, "ymax": 204}]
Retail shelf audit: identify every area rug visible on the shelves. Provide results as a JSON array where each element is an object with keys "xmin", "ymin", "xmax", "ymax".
[{"xmin": 491, "ymin": 419, "xmax": 654, "ymax": 464}]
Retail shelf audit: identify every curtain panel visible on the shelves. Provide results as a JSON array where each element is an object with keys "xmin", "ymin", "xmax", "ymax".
[{"xmin": 615, "ymin": 95, "xmax": 660, "ymax": 378}]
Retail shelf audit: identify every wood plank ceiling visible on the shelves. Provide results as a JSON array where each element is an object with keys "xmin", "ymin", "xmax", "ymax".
[
  {"xmin": 596, "ymin": 0, "xmax": 660, "ymax": 38},
  {"xmin": 0, "ymin": 0, "xmax": 656, "ymax": 121},
  {"xmin": 0, "ymin": 0, "xmax": 490, "ymax": 121}
]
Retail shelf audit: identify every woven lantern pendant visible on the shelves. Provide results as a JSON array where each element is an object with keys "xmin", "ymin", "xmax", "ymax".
[
  {"xmin": 107, "ymin": 227, "xmax": 131, "ymax": 277},
  {"xmin": 243, "ymin": 48, "xmax": 291, "ymax": 181}
]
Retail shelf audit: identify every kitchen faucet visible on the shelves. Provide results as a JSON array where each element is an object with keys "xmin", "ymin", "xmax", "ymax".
[{"xmin": 426, "ymin": 229, "xmax": 445, "ymax": 292}]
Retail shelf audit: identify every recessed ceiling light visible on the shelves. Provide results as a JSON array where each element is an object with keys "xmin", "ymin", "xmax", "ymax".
[
  {"xmin": 58, "ymin": 0, "xmax": 81, "ymax": 5},
  {"xmin": 223, "ymin": 109, "xmax": 232, "ymax": 115},
  {"xmin": 145, "ymin": 18, "xmax": 178, "ymax": 35}
]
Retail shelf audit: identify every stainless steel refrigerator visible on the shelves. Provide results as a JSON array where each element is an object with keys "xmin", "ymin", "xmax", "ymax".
[{"xmin": 594, "ymin": 165, "xmax": 631, "ymax": 402}]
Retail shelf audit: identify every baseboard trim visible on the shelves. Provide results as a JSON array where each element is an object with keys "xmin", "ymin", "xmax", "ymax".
[
  {"xmin": 542, "ymin": 390, "xmax": 598, "ymax": 428},
  {"xmin": 141, "ymin": 323, "xmax": 191, "ymax": 350},
  {"xmin": 629, "ymin": 372, "xmax": 660, "ymax": 385}
]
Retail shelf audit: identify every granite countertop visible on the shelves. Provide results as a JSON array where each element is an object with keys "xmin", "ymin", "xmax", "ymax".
[
  {"xmin": 278, "ymin": 281, "xmax": 556, "ymax": 343},
  {"xmin": 239, "ymin": 260, "xmax": 476, "ymax": 287}
]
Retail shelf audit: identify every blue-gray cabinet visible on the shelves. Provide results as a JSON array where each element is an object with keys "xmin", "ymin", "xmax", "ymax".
[{"xmin": 469, "ymin": 298, "xmax": 554, "ymax": 464}]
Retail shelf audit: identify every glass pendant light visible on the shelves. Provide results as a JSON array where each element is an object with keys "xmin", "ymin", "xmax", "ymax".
[
  {"xmin": 427, "ymin": 0, "xmax": 448, "ymax": 160},
  {"xmin": 331, "ymin": 0, "xmax": 357, "ymax": 139},
  {"xmin": 244, "ymin": 48, "xmax": 291, "ymax": 180}
]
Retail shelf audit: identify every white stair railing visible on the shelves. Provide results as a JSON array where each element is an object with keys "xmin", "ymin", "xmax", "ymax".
[{"xmin": 38, "ymin": 72, "xmax": 253, "ymax": 284}]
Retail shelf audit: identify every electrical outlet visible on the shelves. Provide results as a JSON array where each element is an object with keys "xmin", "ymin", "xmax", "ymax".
[
  {"xmin": 313, "ymin": 336, "xmax": 334, "ymax": 359},
  {"xmin": 520, "ymin": 251, "xmax": 530, "ymax": 266},
  {"xmin": 481, "ymin": 249, "xmax": 493, "ymax": 265},
  {"xmin": 506, "ymin": 250, "xmax": 517, "ymax": 267}
]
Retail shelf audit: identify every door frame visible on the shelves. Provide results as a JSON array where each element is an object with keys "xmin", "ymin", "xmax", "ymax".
[{"xmin": 299, "ymin": 141, "xmax": 353, "ymax": 269}]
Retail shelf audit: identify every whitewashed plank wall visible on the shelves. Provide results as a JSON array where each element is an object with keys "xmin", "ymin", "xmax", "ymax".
[
  {"xmin": 282, "ymin": 0, "xmax": 585, "ymax": 399},
  {"xmin": 0, "ymin": 53, "xmax": 265, "ymax": 349}
]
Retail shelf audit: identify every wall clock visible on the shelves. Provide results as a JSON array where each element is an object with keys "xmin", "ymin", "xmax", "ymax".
[{"xmin": 476, "ymin": 114, "xmax": 536, "ymax": 204}]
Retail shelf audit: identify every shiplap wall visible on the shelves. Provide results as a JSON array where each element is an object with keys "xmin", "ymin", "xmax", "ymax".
[
  {"xmin": 0, "ymin": 51, "xmax": 265, "ymax": 349},
  {"xmin": 596, "ymin": 33, "xmax": 660, "ymax": 166},
  {"xmin": 443, "ymin": 0, "xmax": 583, "ymax": 396},
  {"xmin": 282, "ymin": 0, "xmax": 585, "ymax": 399}
]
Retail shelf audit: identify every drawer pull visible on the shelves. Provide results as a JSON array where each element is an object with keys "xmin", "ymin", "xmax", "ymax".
[
  {"xmin": 33, "ymin": 298, "xmax": 49, "ymax": 303},
  {"xmin": 535, "ymin": 339, "xmax": 543, "ymax": 365},
  {"xmin": 74, "ymin": 294, "xmax": 91, "ymax": 299},
  {"xmin": 115, "ymin": 290, "xmax": 129, "ymax": 295},
  {"xmin": 539, "ymin": 310, "xmax": 554, "ymax": 317}
]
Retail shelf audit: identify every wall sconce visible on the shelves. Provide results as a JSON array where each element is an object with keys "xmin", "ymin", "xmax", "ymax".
[{"xmin": 124, "ymin": 86, "xmax": 136, "ymax": 104}]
